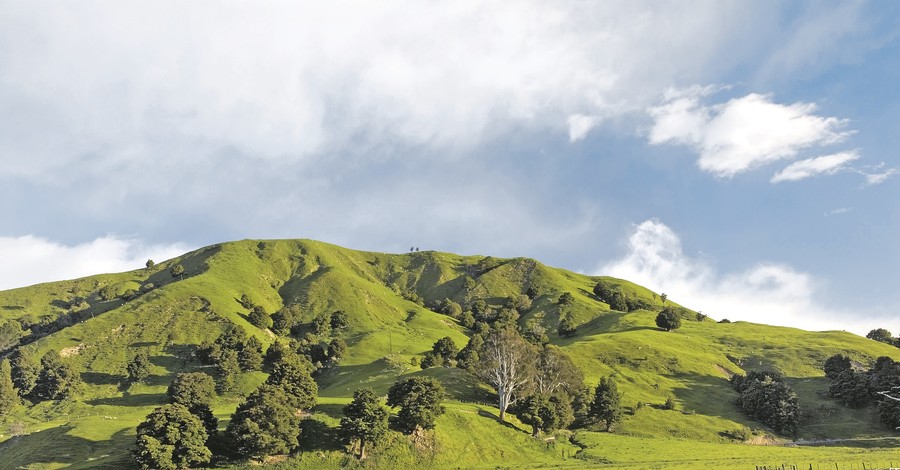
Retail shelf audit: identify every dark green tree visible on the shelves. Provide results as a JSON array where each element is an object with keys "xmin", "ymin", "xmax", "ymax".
[
  {"xmin": 455, "ymin": 334, "xmax": 483, "ymax": 371},
  {"xmin": 518, "ymin": 393, "xmax": 573, "ymax": 437},
  {"xmin": 272, "ymin": 304, "xmax": 303, "ymax": 336},
  {"xmin": 866, "ymin": 328, "xmax": 895, "ymax": 345},
  {"xmin": 340, "ymin": 388, "xmax": 389, "ymax": 460},
  {"xmin": 386, "ymin": 376, "xmax": 446, "ymax": 434},
  {"xmin": 248, "ymin": 306, "xmax": 273, "ymax": 330},
  {"xmin": 0, "ymin": 320, "xmax": 25, "ymax": 351},
  {"xmin": 557, "ymin": 292, "xmax": 575, "ymax": 306},
  {"xmin": 265, "ymin": 351, "xmax": 317, "ymax": 411},
  {"xmin": 9, "ymin": 348, "xmax": 38, "ymax": 398},
  {"xmin": 328, "ymin": 337, "xmax": 347, "ymax": 365},
  {"xmin": 557, "ymin": 314, "xmax": 577, "ymax": 338},
  {"xmin": 823, "ymin": 354, "xmax": 852, "ymax": 380},
  {"xmin": 876, "ymin": 395, "xmax": 900, "ymax": 430},
  {"xmin": 133, "ymin": 404, "xmax": 211, "ymax": 470},
  {"xmin": 226, "ymin": 384, "xmax": 300, "ymax": 458},
  {"xmin": 734, "ymin": 375, "xmax": 801, "ymax": 436},
  {"xmin": 239, "ymin": 336, "xmax": 264, "ymax": 372},
  {"xmin": 312, "ymin": 314, "xmax": 331, "ymax": 336},
  {"xmin": 431, "ymin": 336, "xmax": 459, "ymax": 367},
  {"xmin": 330, "ymin": 310, "xmax": 350, "ymax": 331},
  {"xmin": 216, "ymin": 349, "xmax": 240, "ymax": 394},
  {"xmin": 32, "ymin": 351, "xmax": 81, "ymax": 401},
  {"xmin": 126, "ymin": 351, "xmax": 152, "ymax": 384},
  {"xmin": 264, "ymin": 340, "xmax": 291, "ymax": 370},
  {"xmin": 655, "ymin": 307, "xmax": 682, "ymax": 331},
  {"xmin": 829, "ymin": 370, "xmax": 870, "ymax": 408},
  {"xmin": 589, "ymin": 377, "xmax": 622, "ymax": 431},
  {"xmin": 169, "ymin": 264, "xmax": 185, "ymax": 279},
  {"xmin": 167, "ymin": 372, "xmax": 218, "ymax": 433},
  {"xmin": 0, "ymin": 359, "xmax": 18, "ymax": 414},
  {"xmin": 145, "ymin": 259, "xmax": 155, "ymax": 269}
]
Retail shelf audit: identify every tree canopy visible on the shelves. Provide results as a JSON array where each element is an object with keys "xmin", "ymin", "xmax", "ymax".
[
  {"xmin": 340, "ymin": 388, "xmax": 389, "ymax": 460},
  {"xmin": 134, "ymin": 403, "xmax": 211, "ymax": 470},
  {"xmin": 386, "ymin": 376, "xmax": 446, "ymax": 434}
]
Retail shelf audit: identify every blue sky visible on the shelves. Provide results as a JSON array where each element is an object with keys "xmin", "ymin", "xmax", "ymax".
[{"xmin": 1, "ymin": 1, "xmax": 898, "ymax": 335}]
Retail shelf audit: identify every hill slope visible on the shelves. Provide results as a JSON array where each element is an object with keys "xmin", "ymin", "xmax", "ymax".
[{"xmin": 0, "ymin": 239, "xmax": 898, "ymax": 468}]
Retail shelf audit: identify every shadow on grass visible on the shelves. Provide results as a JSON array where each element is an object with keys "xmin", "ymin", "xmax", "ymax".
[
  {"xmin": 313, "ymin": 403, "xmax": 345, "ymax": 419},
  {"xmin": 87, "ymin": 391, "xmax": 167, "ymax": 407},
  {"xmin": 129, "ymin": 341, "xmax": 158, "ymax": 348},
  {"xmin": 0, "ymin": 425, "xmax": 133, "ymax": 469},
  {"xmin": 81, "ymin": 372, "xmax": 123, "ymax": 386},
  {"xmin": 299, "ymin": 418, "xmax": 344, "ymax": 452}
]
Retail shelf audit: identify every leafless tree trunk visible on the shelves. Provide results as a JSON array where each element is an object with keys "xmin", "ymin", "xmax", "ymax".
[{"xmin": 476, "ymin": 328, "xmax": 536, "ymax": 421}]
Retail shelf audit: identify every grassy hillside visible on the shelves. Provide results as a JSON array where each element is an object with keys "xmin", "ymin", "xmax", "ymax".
[{"xmin": 0, "ymin": 239, "xmax": 898, "ymax": 468}]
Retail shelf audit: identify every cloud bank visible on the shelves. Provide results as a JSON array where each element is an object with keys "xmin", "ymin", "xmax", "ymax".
[
  {"xmin": 600, "ymin": 219, "xmax": 892, "ymax": 335},
  {"xmin": 0, "ymin": 236, "xmax": 188, "ymax": 291}
]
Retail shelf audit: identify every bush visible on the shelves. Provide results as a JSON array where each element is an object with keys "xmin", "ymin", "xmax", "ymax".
[
  {"xmin": 823, "ymin": 354, "xmax": 852, "ymax": 380},
  {"xmin": 134, "ymin": 404, "xmax": 210, "ymax": 470},
  {"xmin": 248, "ymin": 306, "xmax": 273, "ymax": 330}
]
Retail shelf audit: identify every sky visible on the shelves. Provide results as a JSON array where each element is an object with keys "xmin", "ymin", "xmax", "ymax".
[{"xmin": 1, "ymin": 1, "xmax": 899, "ymax": 335}]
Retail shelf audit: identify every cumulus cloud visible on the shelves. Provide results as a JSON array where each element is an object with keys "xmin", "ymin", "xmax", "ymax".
[
  {"xmin": 770, "ymin": 150, "xmax": 860, "ymax": 183},
  {"xmin": 0, "ymin": 235, "xmax": 188, "ymax": 291},
  {"xmin": 600, "ymin": 219, "xmax": 889, "ymax": 334},
  {"xmin": 649, "ymin": 90, "xmax": 854, "ymax": 178},
  {"xmin": 567, "ymin": 114, "xmax": 600, "ymax": 142}
]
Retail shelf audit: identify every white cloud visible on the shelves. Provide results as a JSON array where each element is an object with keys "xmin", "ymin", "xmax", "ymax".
[
  {"xmin": 861, "ymin": 167, "xmax": 899, "ymax": 186},
  {"xmin": 567, "ymin": 114, "xmax": 600, "ymax": 142},
  {"xmin": 600, "ymin": 219, "xmax": 892, "ymax": 335},
  {"xmin": 825, "ymin": 207, "xmax": 852, "ymax": 216},
  {"xmin": 770, "ymin": 150, "xmax": 860, "ymax": 183},
  {"xmin": 0, "ymin": 235, "xmax": 188, "ymax": 291},
  {"xmin": 0, "ymin": 1, "xmax": 775, "ymax": 179},
  {"xmin": 649, "ymin": 91, "xmax": 854, "ymax": 178}
]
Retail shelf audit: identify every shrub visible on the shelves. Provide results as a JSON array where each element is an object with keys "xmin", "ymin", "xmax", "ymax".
[{"xmin": 655, "ymin": 307, "xmax": 681, "ymax": 331}]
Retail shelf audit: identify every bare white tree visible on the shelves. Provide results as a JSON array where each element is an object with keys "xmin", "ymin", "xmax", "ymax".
[{"xmin": 475, "ymin": 328, "xmax": 536, "ymax": 421}]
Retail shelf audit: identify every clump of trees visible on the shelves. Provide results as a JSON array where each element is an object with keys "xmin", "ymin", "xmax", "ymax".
[
  {"xmin": 866, "ymin": 328, "xmax": 899, "ymax": 347},
  {"xmin": 822, "ymin": 354, "xmax": 900, "ymax": 430},
  {"xmin": 592, "ymin": 281, "xmax": 653, "ymax": 312},
  {"xmin": 167, "ymin": 372, "xmax": 218, "ymax": 433},
  {"xmin": 198, "ymin": 325, "xmax": 264, "ymax": 392},
  {"xmin": 730, "ymin": 370, "xmax": 801, "ymax": 437},
  {"xmin": 421, "ymin": 336, "xmax": 459, "ymax": 368}
]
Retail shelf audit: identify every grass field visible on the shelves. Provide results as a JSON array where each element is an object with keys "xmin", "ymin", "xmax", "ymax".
[{"xmin": 0, "ymin": 239, "xmax": 898, "ymax": 468}]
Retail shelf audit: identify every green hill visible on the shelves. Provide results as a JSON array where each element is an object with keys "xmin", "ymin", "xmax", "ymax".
[{"xmin": 0, "ymin": 239, "xmax": 898, "ymax": 469}]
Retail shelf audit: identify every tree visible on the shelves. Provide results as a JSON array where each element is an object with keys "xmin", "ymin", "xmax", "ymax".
[
  {"xmin": 272, "ymin": 304, "xmax": 303, "ymax": 336},
  {"xmin": 475, "ymin": 328, "xmax": 537, "ymax": 421},
  {"xmin": 340, "ymin": 388, "xmax": 389, "ymax": 460},
  {"xmin": 9, "ymin": 348, "xmax": 38, "ymax": 398},
  {"xmin": 557, "ymin": 292, "xmax": 575, "ymax": 306},
  {"xmin": 732, "ymin": 372, "xmax": 801, "ymax": 436},
  {"xmin": 312, "ymin": 314, "xmax": 331, "ymax": 336},
  {"xmin": 829, "ymin": 370, "xmax": 870, "ymax": 408},
  {"xmin": 533, "ymin": 345, "xmax": 584, "ymax": 399},
  {"xmin": 239, "ymin": 336, "xmax": 264, "ymax": 372},
  {"xmin": 0, "ymin": 359, "xmax": 18, "ymax": 414},
  {"xmin": 823, "ymin": 354, "xmax": 852, "ymax": 380},
  {"xmin": 126, "ymin": 351, "xmax": 152, "ymax": 384},
  {"xmin": 133, "ymin": 404, "xmax": 211, "ymax": 470},
  {"xmin": 265, "ymin": 351, "xmax": 317, "ymax": 411},
  {"xmin": 431, "ymin": 336, "xmax": 459, "ymax": 367},
  {"xmin": 226, "ymin": 384, "xmax": 300, "ymax": 458},
  {"xmin": 557, "ymin": 314, "xmax": 577, "ymax": 338},
  {"xmin": 455, "ymin": 334, "xmax": 483, "ymax": 371},
  {"xmin": 248, "ymin": 306, "xmax": 273, "ymax": 330},
  {"xmin": 518, "ymin": 393, "xmax": 572, "ymax": 437},
  {"xmin": 32, "ymin": 351, "xmax": 81, "ymax": 401},
  {"xmin": 589, "ymin": 377, "xmax": 622, "ymax": 431},
  {"xmin": 216, "ymin": 349, "xmax": 240, "ymax": 394},
  {"xmin": 386, "ymin": 376, "xmax": 446, "ymax": 434},
  {"xmin": 98, "ymin": 285, "xmax": 117, "ymax": 301},
  {"xmin": 330, "ymin": 310, "xmax": 350, "ymax": 331},
  {"xmin": 167, "ymin": 372, "xmax": 218, "ymax": 433},
  {"xmin": 0, "ymin": 320, "xmax": 25, "ymax": 351},
  {"xmin": 328, "ymin": 337, "xmax": 347, "ymax": 365},
  {"xmin": 169, "ymin": 264, "xmax": 185, "ymax": 279},
  {"xmin": 866, "ymin": 328, "xmax": 895, "ymax": 345},
  {"xmin": 655, "ymin": 307, "xmax": 682, "ymax": 331},
  {"xmin": 145, "ymin": 259, "xmax": 155, "ymax": 269}
]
